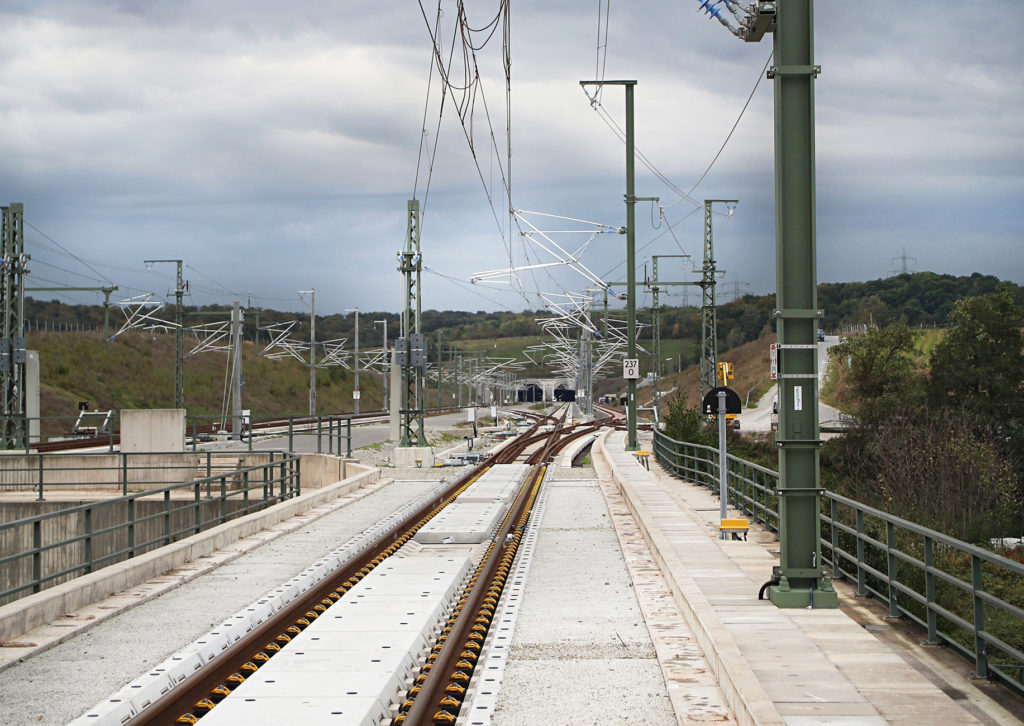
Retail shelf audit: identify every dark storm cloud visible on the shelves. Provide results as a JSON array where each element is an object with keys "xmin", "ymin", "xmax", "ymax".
[{"xmin": 0, "ymin": 1, "xmax": 1020, "ymax": 315}]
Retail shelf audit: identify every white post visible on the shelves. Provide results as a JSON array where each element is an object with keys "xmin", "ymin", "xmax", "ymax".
[
  {"xmin": 231, "ymin": 301, "xmax": 243, "ymax": 440},
  {"xmin": 298, "ymin": 289, "xmax": 316, "ymax": 417},
  {"xmin": 353, "ymin": 308, "xmax": 360, "ymax": 414}
]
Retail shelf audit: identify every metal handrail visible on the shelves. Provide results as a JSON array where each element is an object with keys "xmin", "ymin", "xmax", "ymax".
[
  {"xmin": 652, "ymin": 429, "xmax": 1024, "ymax": 694},
  {"xmin": 0, "ymin": 453, "xmax": 300, "ymax": 604},
  {"xmin": 0, "ymin": 451, "xmax": 260, "ymax": 500}
]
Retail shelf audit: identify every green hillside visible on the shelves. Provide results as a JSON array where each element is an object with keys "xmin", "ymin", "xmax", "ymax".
[
  {"xmin": 23, "ymin": 271, "xmax": 1022, "ymax": 435},
  {"xmin": 30, "ymin": 330, "xmax": 381, "ymax": 436}
]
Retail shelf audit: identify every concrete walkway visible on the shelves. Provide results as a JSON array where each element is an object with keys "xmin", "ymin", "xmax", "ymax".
[
  {"xmin": 489, "ymin": 467, "xmax": 680, "ymax": 725},
  {"xmin": 594, "ymin": 429, "xmax": 1022, "ymax": 726}
]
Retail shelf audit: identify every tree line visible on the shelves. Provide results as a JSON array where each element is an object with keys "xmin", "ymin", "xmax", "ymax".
[{"xmin": 24, "ymin": 271, "xmax": 1022, "ymax": 355}]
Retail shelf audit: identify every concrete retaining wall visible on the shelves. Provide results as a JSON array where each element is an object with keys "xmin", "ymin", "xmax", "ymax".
[
  {"xmin": 0, "ymin": 458, "xmax": 378, "ymax": 642},
  {"xmin": 299, "ymin": 454, "xmax": 360, "ymax": 491},
  {"xmin": 0, "ymin": 497, "xmax": 258, "ymax": 607}
]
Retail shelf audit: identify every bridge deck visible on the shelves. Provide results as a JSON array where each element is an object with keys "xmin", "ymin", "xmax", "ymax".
[{"xmin": 595, "ymin": 428, "xmax": 1020, "ymax": 726}]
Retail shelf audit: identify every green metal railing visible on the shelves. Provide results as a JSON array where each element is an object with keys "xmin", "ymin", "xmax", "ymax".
[
  {"xmin": 189, "ymin": 414, "xmax": 353, "ymax": 455},
  {"xmin": 652, "ymin": 429, "xmax": 1024, "ymax": 695},
  {"xmin": 286, "ymin": 416, "xmax": 353, "ymax": 457},
  {"xmin": 0, "ymin": 452, "xmax": 300, "ymax": 604},
  {"xmin": 17, "ymin": 413, "xmax": 357, "ymax": 455},
  {"xmin": 0, "ymin": 451, "xmax": 275, "ymax": 501}
]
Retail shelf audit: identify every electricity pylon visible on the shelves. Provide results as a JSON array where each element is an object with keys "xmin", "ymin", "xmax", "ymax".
[
  {"xmin": 700, "ymin": 200, "xmax": 736, "ymax": 398},
  {"xmin": 1, "ymin": 203, "xmax": 29, "ymax": 449},
  {"xmin": 145, "ymin": 259, "xmax": 186, "ymax": 409}
]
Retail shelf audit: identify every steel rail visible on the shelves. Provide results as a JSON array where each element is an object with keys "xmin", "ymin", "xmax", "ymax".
[
  {"xmin": 400, "ymin": 411, "xmax": 612, "ymax": 724},
  {"xmin": 134, "ymin": 415, "xmax": 549, "ymax": 725},
  {"xmin": 134, "ymin": 404, "xmax": 606, "ymax": 724}
]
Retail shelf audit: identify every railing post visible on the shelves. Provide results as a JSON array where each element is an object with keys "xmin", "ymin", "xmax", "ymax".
[
  {"xmin": 288, "ymin": 417, "xmax": 294, "ymax": 452},
  {"xmin": 164, "ymin": 490, "xmax": 172, "ymax": 546},
  {"xmin": 347, "ymin": 418, "xmax": 352, "ymax": 458},
  {"xmin": 127, "ymin": 498, "xmax": 136, "ymax": 559},
  {"xmin": 316, "ymin": 416, "xmax": 323, "ymax": 453},
  {"xmin": 84, "ymin": 507, "xmax": 93, "ymax": 574},
  {"xmin": 194, "ymin": 482, "xmax": 202, "ymax": 535},
  {"xmin": 971, "ymin": 554, "xmax": 988, "ymax": 679},
  {"xmin": 886, "ymin": 521, "xmax": 899, "ymax": 618},
  {"xmin": 191, "ymin": 417, "xmax": 197, "ymax": 452},
  {"xmin": 206, "ymin": 452, "xmax": 212, "ymax": 498},
  {"xmin": 761, "ymin": 470, "xmax": 770, "ymax": 527},
  {"xmin": 220, "ymin": 476, "xmax": 227, "ymax": 522},
  {"xmin": 295, "ymin": 457, "xmax": 301, "ymax": 498},
  {"xmin": 924, "ymin": 536, "xmax": 938, "ymax": 645},
  {"xmin": 37, "ymin": 454, "xmax": 44, "ymax": 501},
  {"xmin": 328, "ymin": 417, "xmax": 334, "ymax": 455},
  {"xmin": 279, "ymin": 458, "xmax": 287, "ymax": 500},
  {"xmin": 243, "ymin": 470, "xmax": 250, "ymax": 513},
  {"xmin": 263, "ymin": 457, "xmax": 270, "ymax": 502},
  {"xmin": 855, "ymin": 509, "xmax": 866, "ymax": 597},
  {"xmin": 830, "ymin": 498, "xmax": 840, "ymax": 579},
  {"xmin": 121, "ymin": 453, "xmax": 128, "ymax": 496},
  {"xmin": 32, "ymin": 520, "xmax": 42, "ymax": 594}
]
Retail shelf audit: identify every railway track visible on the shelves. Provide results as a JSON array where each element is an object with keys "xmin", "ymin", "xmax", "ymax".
[
  {"xmin": 79, "ymin": 405, "xmax": 615, "ymax": 725},
  {"xmin": 32, "ymin": 407, "xmax": 462, "ymax": 453}
]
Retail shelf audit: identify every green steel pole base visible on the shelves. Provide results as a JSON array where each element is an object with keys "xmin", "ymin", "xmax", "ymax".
[{"xmin": 768, "ymin": 575, "xmax": 839, "ymax": 609}]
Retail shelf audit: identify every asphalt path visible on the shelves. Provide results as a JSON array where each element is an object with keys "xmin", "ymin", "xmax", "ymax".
[{"xmin": 739, "ymin": 335, "xmax": 841, "ymax": 433}]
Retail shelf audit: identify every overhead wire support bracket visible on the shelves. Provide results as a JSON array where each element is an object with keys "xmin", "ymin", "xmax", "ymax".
[{"xmin": 767, "ymin": 64, "xmax": 821, "ymax": 78}]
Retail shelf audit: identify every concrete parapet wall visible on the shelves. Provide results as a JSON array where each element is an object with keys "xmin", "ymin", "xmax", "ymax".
[
  {"xmin": 0, "ymin": 498, "xmax": 254, "ymax": 606},
  {"xmin": 299, "ymin": 455, "xmax": 363, "ymax": 491},
  {"xmin": 121, "ymin": 409, "xmax": 185, "ymax": 453},
  {"xmin": 393, "ymin": 446, "xmax": 433, "ymax": 468},
  {"xmin": 593, "ymin": 430, "xmax": 783, "ymax": 726},
  {"xmin": 557, "ymin": 433, "xmax": 596, "ymax": 468},
  {"xmin": 0, "ymin": 457, "xmax": 379, "ymax": 643}
]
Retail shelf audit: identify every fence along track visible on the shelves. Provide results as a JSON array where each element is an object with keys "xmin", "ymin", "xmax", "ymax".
[
  {"xmin": 132, "ymin": 407, "xmax": 598, "ymax": 725},
  {"xmin": 652, "ymin": 428, "xmax": 1024, "ymax": 697}
]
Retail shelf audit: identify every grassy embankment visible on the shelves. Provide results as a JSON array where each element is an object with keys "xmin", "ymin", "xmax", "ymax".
[
  {"xmin": 29, "ymin": 330, "xmax": 379, "ymax": 437},
  {"xmin": 635, "ymin": 333, "xmax": 778, "ymax": 416},
  {"xmin": 820, "ymin": 328, "xmax": 946, "ymax": 410}
]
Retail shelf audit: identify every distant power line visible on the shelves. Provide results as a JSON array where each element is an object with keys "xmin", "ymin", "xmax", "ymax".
[{"xmin": 888, "ymin": 247, "xmax": 918, "ymax": 277}]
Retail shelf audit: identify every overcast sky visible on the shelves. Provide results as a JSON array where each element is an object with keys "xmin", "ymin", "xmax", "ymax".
[{"xmin": 1, "ymin": 1, "xmax": 1021, "ymax": 319}]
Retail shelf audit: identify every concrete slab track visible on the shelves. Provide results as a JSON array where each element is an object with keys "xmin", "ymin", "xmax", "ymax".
[{"xmin": 0, "ymin": 422, "xmax": 1021, "ymax": 725}]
